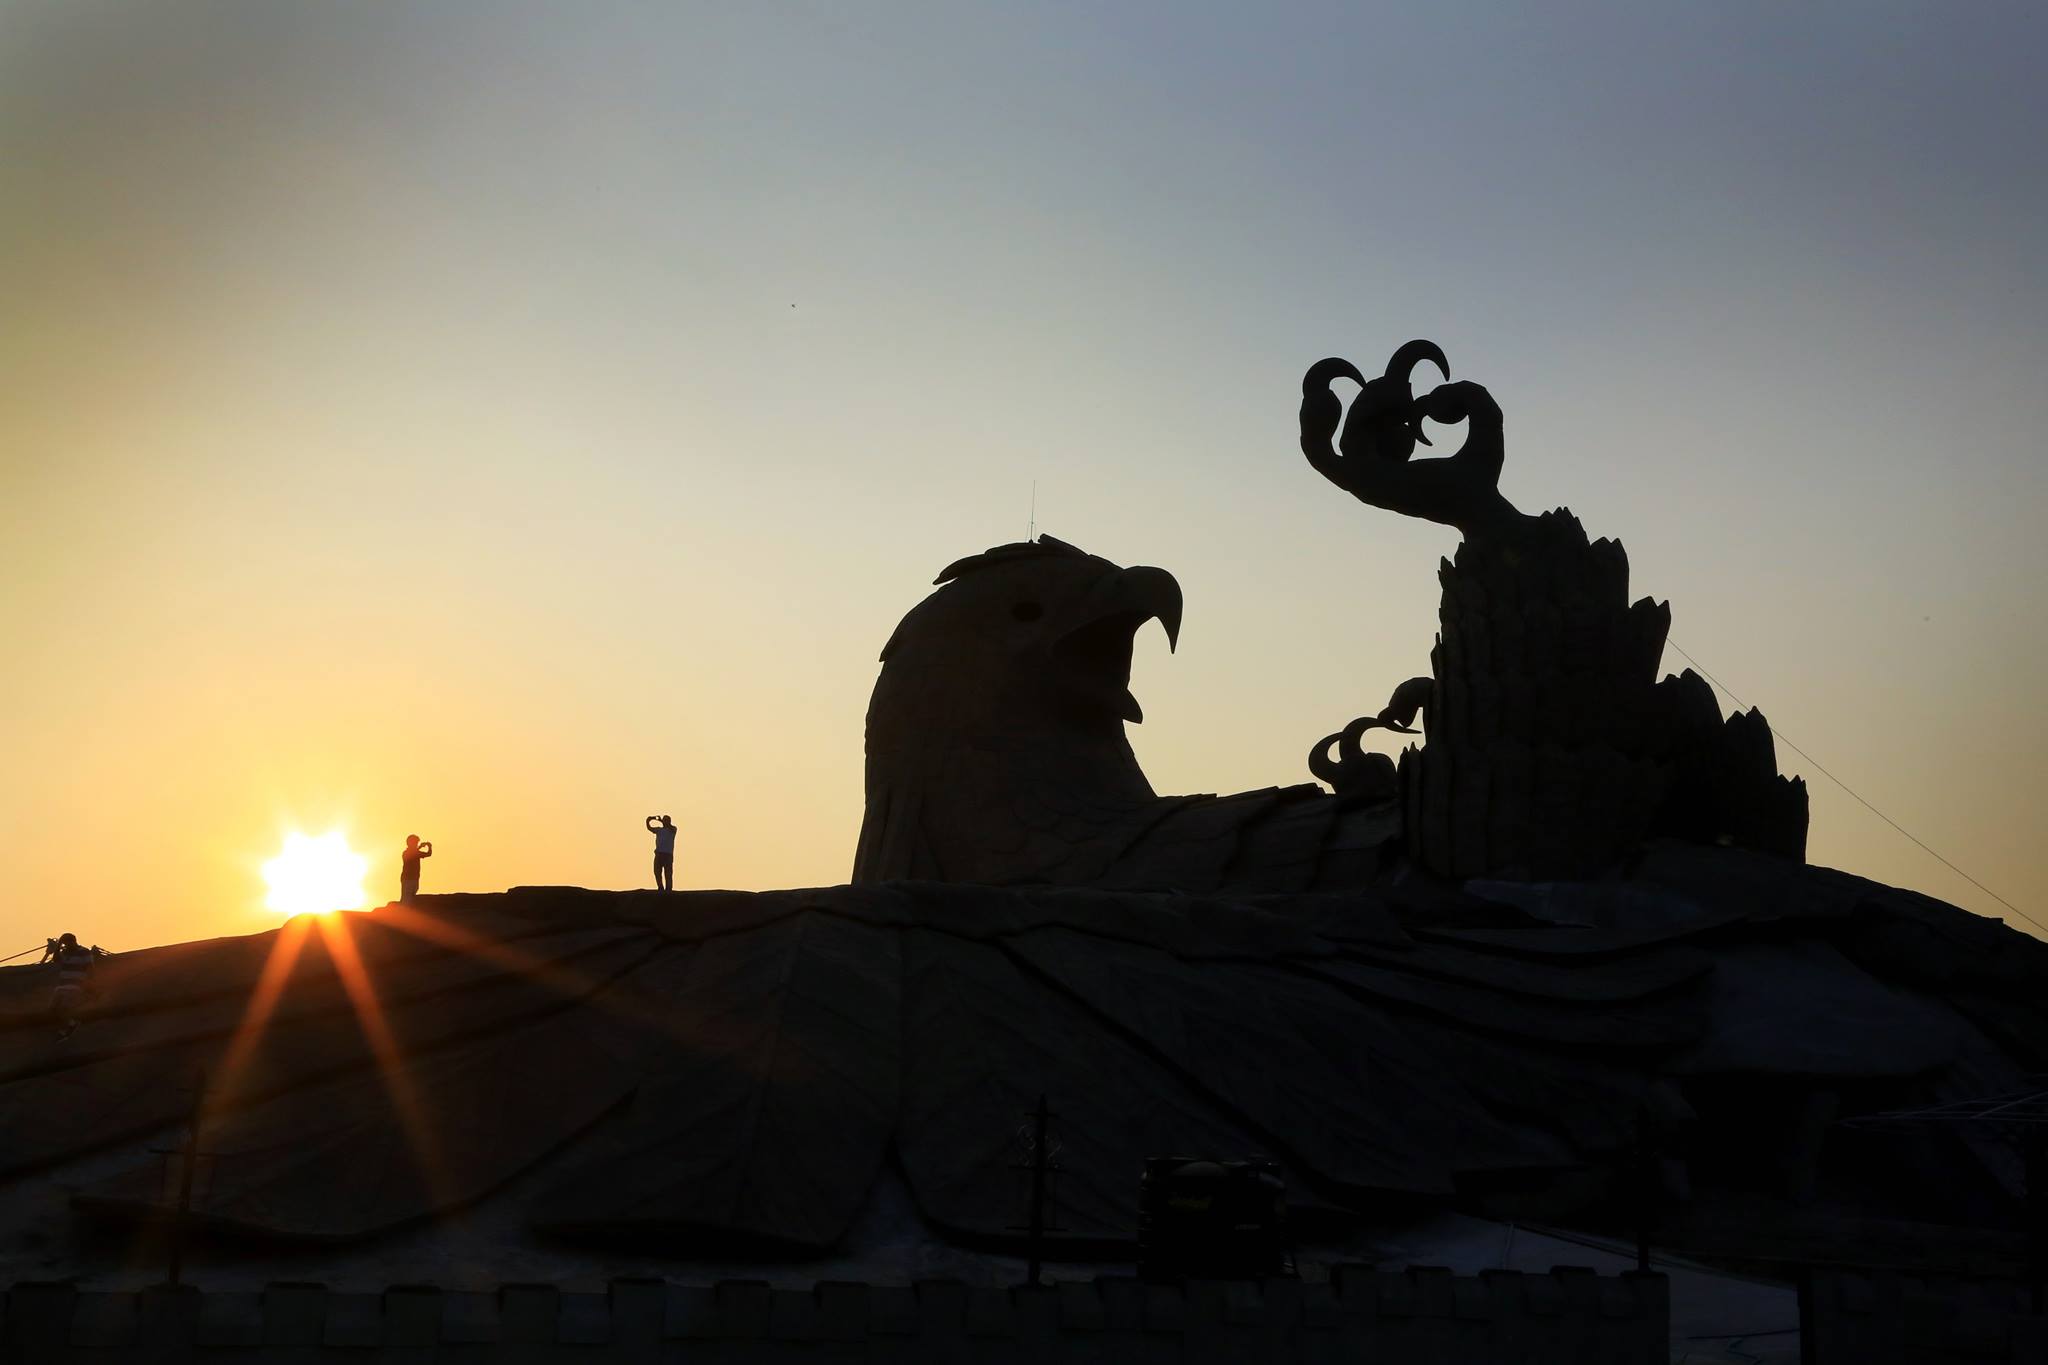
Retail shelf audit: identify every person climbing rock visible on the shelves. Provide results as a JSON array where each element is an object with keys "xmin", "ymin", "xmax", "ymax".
[
  {"xmin": 646, "ymin": 814, "xmax": 678, "ymax": 891},
  {"xmin": 41, "ymin": 933, "xmax": 108, "ymax": 1040},
  {"xmin": 399, "ymin": 835, "xmax": 433, "ymax": 904}
]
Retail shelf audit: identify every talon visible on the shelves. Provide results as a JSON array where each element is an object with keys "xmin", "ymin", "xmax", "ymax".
[
  {"xmin": 1386, "ymin": 339, "xmax": 1449, "ymax": 387},
  {"xmin": 1304, "ymin": 356, "xmax": 1369, "ymax": 392},
  {"xmin": 1300, "ymin": 357, "xmax": 1367, "ymax": 472}
]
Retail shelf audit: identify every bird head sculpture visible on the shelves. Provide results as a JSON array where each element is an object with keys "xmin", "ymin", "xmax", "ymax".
[{"xmin": 855, "ymin": 536, "xmax": 1183, "ymax": 883}]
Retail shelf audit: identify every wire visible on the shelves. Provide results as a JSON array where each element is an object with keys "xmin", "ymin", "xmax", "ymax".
[
  {"xmin": 1665, "ymin": 638, "xmax": 2044, "ymax": 938},
  {"xmin": 0, "ymin": 943, "xmax": 49, "ymax": 966}
]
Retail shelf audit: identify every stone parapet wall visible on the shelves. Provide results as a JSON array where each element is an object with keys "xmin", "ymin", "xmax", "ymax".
[
  {"xmin": 1802, "ymin": 1269, "xmax": 2048, "ymax": 1364},
  {"xmin": 4, "ymin": 1265, "xmax": 1667, "ymax": 1363}
]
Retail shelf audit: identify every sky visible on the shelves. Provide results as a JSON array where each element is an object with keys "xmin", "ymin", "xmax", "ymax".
[{"xmin": 3, "ymin": 1, "xmax": 2044, "ymax": 951}]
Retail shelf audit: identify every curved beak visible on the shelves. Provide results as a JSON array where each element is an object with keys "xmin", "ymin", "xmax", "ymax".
[
  {"xmin": 1048, "ymin": 564, "xmax": 1185, "ymax": 726},
  {"xmin": 1120, "ymin": 565, "xmax": 1183, "ymax": 653}
]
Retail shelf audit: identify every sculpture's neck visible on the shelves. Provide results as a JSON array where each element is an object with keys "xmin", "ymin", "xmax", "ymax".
[
  {"xmin": 991, "ymin": 727, "xmax": 1156, "ymax": 804},
  {"xmin": 884, "ymin": 723, "xmax": 1156, "ymax": 811},
  {"xmin": 856, "ymin": 719, "xmax": 1160, "ymax": 884}
]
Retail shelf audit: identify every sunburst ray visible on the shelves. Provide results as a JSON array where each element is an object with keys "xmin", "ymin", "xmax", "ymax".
[{"xmin": 314, "ymin": 912, "xmax": 449, "ymax": 1205}]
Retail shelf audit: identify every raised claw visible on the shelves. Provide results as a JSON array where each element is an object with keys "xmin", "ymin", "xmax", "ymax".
[{"xmin": 1298, "ymin": 340, "xmax": 1524, "ymax": 539}]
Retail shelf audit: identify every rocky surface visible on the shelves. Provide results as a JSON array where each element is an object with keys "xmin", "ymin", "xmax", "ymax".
[{"xmin": 4, "ymin": 850, "xmax": 2043, "ymax": 1279}]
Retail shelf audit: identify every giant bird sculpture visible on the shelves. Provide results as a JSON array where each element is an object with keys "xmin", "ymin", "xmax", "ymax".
[
  {"xmin": 1, "ymin": 344, "xmax": 2040, "ymax": 1287},
  {"xmin": 854, "ymin": 340, "xmax": 1804, "ymax": 890}
]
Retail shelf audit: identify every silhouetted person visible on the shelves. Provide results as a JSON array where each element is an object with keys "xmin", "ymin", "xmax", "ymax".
[
  {"xmin": 400, "ymin": 835, "xmax": 433, "ymax": 904},
  {"xmin": 646, "ymin": 815, "xmax": 677, "ymax": 891},
  {"xmin": 40, "ymin": 932, "xmax": 108, "ymax": 1040}
]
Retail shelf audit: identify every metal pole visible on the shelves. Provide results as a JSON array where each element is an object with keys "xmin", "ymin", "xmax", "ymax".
[
  {"xmin": 1026, "ymin": 1094, "xmax": 1049, "ymax": 1288},
  {"xmin": 167, "ymin": 1070, "xmax": 205, "ymax": 1286},
  {"xmin": 1633, "ymin": 1107, "xmax": 1653, "ymax": 1273},
  {"xmin": 2028, "ymin": 1129, "xmax": 2046, "ymax": 1315}
]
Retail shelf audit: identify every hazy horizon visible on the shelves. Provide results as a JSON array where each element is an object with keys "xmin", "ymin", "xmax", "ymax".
[{"xmin": 4, "ymin": 2, "xmax": 2044, "ymax": 951}]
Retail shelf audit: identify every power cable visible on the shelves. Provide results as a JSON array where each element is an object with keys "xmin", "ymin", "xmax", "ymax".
[{"xmin": 1665, "ymin": 638, "xmax": 2043, "ymax": 937}]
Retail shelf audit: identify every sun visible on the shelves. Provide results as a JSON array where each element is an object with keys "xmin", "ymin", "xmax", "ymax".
[{"xmin": 262, "ymin": 830, "xmax": 369, "ymax": 916}]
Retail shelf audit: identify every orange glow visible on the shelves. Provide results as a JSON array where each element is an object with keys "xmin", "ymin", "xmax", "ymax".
[
  {"xmin": 1, "ymin": 1, "xmax": 2040, "ymax": 968},
  {"xmin": 199, "ymin": 910, "xmax": 451, "ymax": 1211},
  {"xmin": 315, "ymin": 913, "xmax": 447, "ymax": 1203},
  {"xmin": 207, "ymin": 913, "xmax": 315, "ymax": 1115},
  {"xmin": 376, "ymin": 901, "xmax": 606, "ymax": 1002},
  {"xmin": 261, "ymin": 832, "xmax": 368, "ymax": 917},
  {"xmin": 376, "ymin": 901, "xmax": 687, "ymax": 1041}
]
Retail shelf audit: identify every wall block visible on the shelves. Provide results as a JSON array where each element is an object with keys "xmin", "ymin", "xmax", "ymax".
[{"xmin": 0, "ymin": 1266, "xmax": 1672, "ymax": 1364}]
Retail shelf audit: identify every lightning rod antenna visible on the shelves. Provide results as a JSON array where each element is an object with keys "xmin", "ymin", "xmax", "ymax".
[{"xmin": 1027, "ymin": 481, "xmax": 1037, "ymax": 542}]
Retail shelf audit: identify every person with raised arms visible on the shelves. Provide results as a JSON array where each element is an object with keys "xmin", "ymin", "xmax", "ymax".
[
  {"xmin": 399, "ymin": 834, "xmax": 433, "ymax": 904},
  {"xmin": 645, "ymin": 814, "xmax": 678, "ymax": 892}
]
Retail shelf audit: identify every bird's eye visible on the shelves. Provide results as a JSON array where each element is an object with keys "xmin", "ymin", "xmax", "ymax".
[{"xmin": 1011, "ymin": 601, "xmax": 1044, "ymax": 622}]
